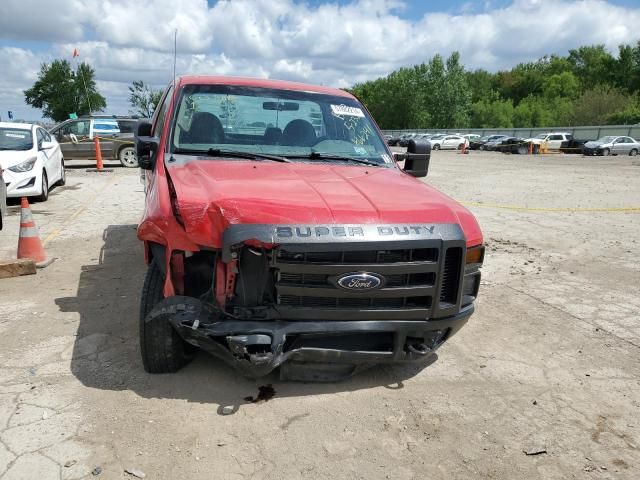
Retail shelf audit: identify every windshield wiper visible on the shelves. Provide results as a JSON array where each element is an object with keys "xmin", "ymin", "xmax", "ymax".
[
  {"xmin": 173, "ymin": 147, "xmax": 290, "ymax": 163},
  {"xmin": 285, "ymin": 152, "xmax": 382, "ymax": 167}
]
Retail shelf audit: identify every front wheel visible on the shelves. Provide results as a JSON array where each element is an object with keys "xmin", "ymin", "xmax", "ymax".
[
  {"xmin": 432, "ymin": 144, "xmax": 440, "ymax": 150},
  {"xmin": 140, "ymin": 261, "xmax": 194, "ymax": 373},
  {"xmin": 601, "ymin": 148, "xmax": 610, "ymax": 156},
  {"xmin": 36, "ymin": 171, "xmax": 48, "ymax": 202},
  {"xmin": 57, "ymin": 159, "xmax": 66, "ymax": 186},
  {"xmin": 119, "ymin": 146, "xmax": 139, "ymax": 168}
]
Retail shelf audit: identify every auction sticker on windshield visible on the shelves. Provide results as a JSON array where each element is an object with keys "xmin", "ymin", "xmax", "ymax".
[{"xmin": 331, "ymin": 104, "xmax": 365, "ymax": 117}]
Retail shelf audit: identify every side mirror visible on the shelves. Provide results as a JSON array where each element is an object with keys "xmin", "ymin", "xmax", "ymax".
[
  {"xmin": 135, "ymin": 119, "xmax": 159, "ymax": 170},
  {"xmin": 39, "ymin": 141, "xmax": 54, "ymax": 151},
  {"xmin": 402, "ymin": 140, "xmax": 430, "ymax": 177}
]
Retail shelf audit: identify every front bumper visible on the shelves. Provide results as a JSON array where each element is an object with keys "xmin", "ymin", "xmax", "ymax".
[
  {"xmin": 3, "ymin": 169, "xmax": 41, "ymax": 197},
  {"xmin": 150, "ymin": 296, "xmax": 473, "ymax": 381},
  {"xmin": 582, "ymin": 147, "xmax": 602, "ymax": 156}
]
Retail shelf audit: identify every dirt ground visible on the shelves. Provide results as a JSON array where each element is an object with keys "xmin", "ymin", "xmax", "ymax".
[{"xmin": 0, "ymin": 152, "xmax": 639, "ymax": 479}]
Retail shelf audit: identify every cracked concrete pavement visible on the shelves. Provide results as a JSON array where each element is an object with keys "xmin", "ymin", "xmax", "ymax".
[{"xmin": 0, "ymin": 153, "xmax": 639, "ymax": 479}]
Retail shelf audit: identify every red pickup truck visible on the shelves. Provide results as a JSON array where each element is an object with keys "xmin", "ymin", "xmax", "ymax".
[{"xmin": 136, "ymin": 76, "xmax": 484, "ymax": 381}]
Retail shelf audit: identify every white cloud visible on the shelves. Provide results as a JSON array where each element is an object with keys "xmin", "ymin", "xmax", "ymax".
[{"xmin": 1, "ymin": 0, "xmax": 639, "ymax": 120}]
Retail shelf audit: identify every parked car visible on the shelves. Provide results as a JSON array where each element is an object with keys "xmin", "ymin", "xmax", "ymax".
[
  {"xmin": 134, "ymin": 75, "xmax": 484, "ymax": 380},
  {"xmin": 582, "ymin": 136, "xmax": 640, "ymax": 156},
  {"xmin": 398, "ymin": 133, "xmax": 418, "ymax": 147},
  {"xmin": 414, "ymin": 133, "xmax": 433, "ymax": 142},
  {"xmin": 463, "ymin": 134, "xmax": 481, "ymax": 142},
  {"xmin": 482, "ymin": 135, "xmax": 511, "ymax": 151},
  {"xmin": 0, "ymin": 165, "xmax": 6, "ymax": 230},
  {"xmin": 383, "ymin": 134, "xmax": 394, "ymax": 145},
  {"xmin": 48, "ymin": 116, "xmax": 139, "ymax": 167},
  {"xmin": 429, "ymin": 134, "xmax": 469, "ymax": 150},
  {"xmin": 385, "ymin": 134, "xmax": 401, "ymax": 146},
  {"xmin": 469, "ymin": 135, "xmax": 491, "ymax": 150},
  {"xmin": 493, "ymin": 137, "xmax": 528, "ymax": 154},
  {"xmin": 560, "ymin": 138, "xmax": 590, "ymax": 154},
  {"xmin": 525, "ymin": 132, "xmax": 573, "ymax": 150},
  {"xmin": 0, "ymin": 122, "xmax": 65, "ymax": 202}
]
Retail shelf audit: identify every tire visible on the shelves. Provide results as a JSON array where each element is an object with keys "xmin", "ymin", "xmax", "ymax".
[
  {"xmin": 517, "ymin": 145, "xmax": 527, "ymax": 155},
  {"xmin": 479, "ymin": 145, "xmax": 485, "ymax": 151},
  {"xmin": 457, "ymin": 143, "xmax": 464, "ymax": 150},
  {"xmin": 35, "ymin": 171, "xmax": 48, "ymax": 202},
  {"xmin": 119, "ymin": 146, "xmax": 139, "ymax": 168},
  {"xmin": 601, "ymin": 148, "xmax": 610, "ymax": 156},
  {"xmin": 140, "ymin": 261, "xmax": 194, "ymax": 373},
  {"xmin": 57, "ymin": 159, "xmax": 66, "ymax": 186},
  {"xmin": 630, "ymin": 149, "xmax": 638, "ymax": 157},
  {"xmin": 432, "ymin": 144, "xmax": 440, "ymax": 150}
]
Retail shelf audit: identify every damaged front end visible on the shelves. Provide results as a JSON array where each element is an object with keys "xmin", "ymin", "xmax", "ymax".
[{"xmin": 147, "ymin": 223, "xmax": 481, "ymax": 381}]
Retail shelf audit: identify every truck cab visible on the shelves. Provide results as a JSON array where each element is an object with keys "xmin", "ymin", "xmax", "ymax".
[
  {"xmin": 49, "ymin": 116, "xmax": 139, "ymax": 167},
  {"xmin": 135, "ymin": 76, "xmax": 484, "ymax": 381},
  {"xmin": 527, "ymin": 132, "xmax": 573, "ymax": 150}
]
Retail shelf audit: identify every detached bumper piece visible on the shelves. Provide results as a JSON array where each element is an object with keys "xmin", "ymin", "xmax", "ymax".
[{"xmin": 149, "ymin": 296, "xmax": 473, "ymax": 381}]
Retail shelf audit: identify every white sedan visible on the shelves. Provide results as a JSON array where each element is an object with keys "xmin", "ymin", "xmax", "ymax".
[
  {"xmin": 0, "ymin": 122, "xmax": 65, "ymax": 202},
  {"xmin": 429, "ymin": 134, "xmax": 469, "ymax": 150}
]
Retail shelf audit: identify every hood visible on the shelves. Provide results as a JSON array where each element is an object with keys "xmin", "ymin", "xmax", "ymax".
[
  {"xmin": 584, "ymin": 140, "xmax": 605, "ymax": 147},
  {"xmin": 166, "ymin": 158, "xmax": 483, "ymax": 247},
  {"xmin": 0, "ymin": 150, "xmax": 34, "ymax": 169}
]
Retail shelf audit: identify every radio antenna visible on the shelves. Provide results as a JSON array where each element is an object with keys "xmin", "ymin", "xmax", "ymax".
[{"xmin": 173, "ymin": 29, "xmax": 177, "ymax": 84}]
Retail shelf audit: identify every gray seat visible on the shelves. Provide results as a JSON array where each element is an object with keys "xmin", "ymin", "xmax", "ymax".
[
  {"xmin": 282, "ymin": 119, "xmax": 316, "ymax": 147},
  {"xmin": 183, "ymin": 112, "xmax": 224, "ymax": 144},
  {"xmin": 263, "ymin": 127, "xmax": 283, "ymax": 145}
]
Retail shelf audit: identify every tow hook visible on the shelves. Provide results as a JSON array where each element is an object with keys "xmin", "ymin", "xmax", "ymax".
[
  {"xmin": 227, "ymin": 334, "xmax": 274, "ymax": 365},
  {"xmin": 406, "ymin": 338, "xmax": 432, "ymax": 356}
]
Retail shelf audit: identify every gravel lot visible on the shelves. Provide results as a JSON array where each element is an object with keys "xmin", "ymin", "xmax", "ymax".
[{"xmin": 0, "ymin": 152, "xmax": 639, "ymax": 479}]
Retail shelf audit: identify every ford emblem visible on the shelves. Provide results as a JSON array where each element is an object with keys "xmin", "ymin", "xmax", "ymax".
[{"xmin": 337, "ymin": 273, "xmax": 384, "ymax": 291}]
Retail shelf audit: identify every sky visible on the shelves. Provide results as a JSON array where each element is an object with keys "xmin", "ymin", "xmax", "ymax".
[{"xmin": 1, "ymin": 0, "xmax": 640, "ymax": 121}]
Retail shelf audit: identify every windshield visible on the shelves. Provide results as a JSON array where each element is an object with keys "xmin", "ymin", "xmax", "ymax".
[
  {"xmin": 595, "ymin": 136, "xmax": 616, "ymax": 143},
  {"xmin": 171, "ymin": 85, "xmax": 390, "ymax": 165},
  {"xmin": 0, "ymin": 128, "xmax": 33, "ymax": 151}
]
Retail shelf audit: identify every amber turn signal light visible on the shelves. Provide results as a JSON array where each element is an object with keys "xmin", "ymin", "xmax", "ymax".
[{"xmin": 465, "ymin": 245, "xmax": 485, "ymax": 265}]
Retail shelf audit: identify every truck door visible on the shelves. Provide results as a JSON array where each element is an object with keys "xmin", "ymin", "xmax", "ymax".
[
  {"xmin": 54, "ymin": 120, "xmax": 92, "ymax": 159},
  {"xmin": 92, "ymin": 120, "xmax": 120, "ymax": 159},
  {"xmin": 548, "ymin": 134, "xmax": 564, "ymax": 150}
]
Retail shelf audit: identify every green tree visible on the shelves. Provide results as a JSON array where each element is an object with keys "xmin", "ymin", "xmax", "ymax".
[
  {"xmin": 466, "ymin": 69, "xmax": 497, "ymax": 103},
  {"xmin": 567, "ymin": 45, "xmax": 615, "ymax": 89},
  {"xmin": 417, "ymin": 52, "xmax": 470, "ymax": 128},
  {"xmin": 470, "ymin": 97, "xmax": 515, "ymax": 128},
  {"xmin": 24, "ymin": 60, "xmax": 106, "ymax": 122},
  {"xmin": 542, "ymin": 71, "xmax": 580, "ymax": 99},
  {"xmin": 606, "ymin": 99, "xmax": 640, "ymax": 124},
  {"xmin": 572, "ymin": 86, "xmax": 631, "ymax": 125},
  {"xmin": 128, "ymin": 80, "xmax": 163, "ymax": 118}
]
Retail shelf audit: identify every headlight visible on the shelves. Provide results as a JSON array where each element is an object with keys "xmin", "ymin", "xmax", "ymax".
[{"xmin": 8, "ymin": 158, "xmax": 37, "ymax": 173}]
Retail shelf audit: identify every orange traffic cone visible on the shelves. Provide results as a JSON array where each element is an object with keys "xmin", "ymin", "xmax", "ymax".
[
  {"xmin": 94, "ymin": 136, "xmax": 103, "ymax": 170},
  {"xmin": 17, "ymin": 197, "xmax": 50, "ymax": 267},
  {"xmin": 86, "ymin": 136, "xmax": 113, "ymax": 172}
]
